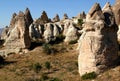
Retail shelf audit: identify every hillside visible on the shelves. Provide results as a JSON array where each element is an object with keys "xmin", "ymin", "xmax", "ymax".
[{"xmin": 0, "ymin": 43, "xmax": 120, "ymax": 81}]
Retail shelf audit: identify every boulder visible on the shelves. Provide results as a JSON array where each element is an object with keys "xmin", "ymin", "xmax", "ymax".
[{"xmin": 78, "ymin": 3, "xmax": 118, "ymax": 76}]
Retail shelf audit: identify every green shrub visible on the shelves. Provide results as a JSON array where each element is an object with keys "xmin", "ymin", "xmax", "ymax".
[
  {"xmin": 31, "ymin": 63, "xmax": 42, "ymax": 73},
  {"xmin": 45, "ymin": 61, "xmax": 51, "ymax": 70},
  {"xmin": 78, "ymin": 19, "xmax": 84, "ymax": 26},
  {"xmin": 69, "ymin": 40, "xmax": 77, "ymax": 44},
  {"xmin": 81, "ymin": 72, "xmax": 97, "ymax": 80},
  {"xmin": 50, "ymin": 77, "xmax": 62, "ymax": 81},
  {"xmin": 42, "ymin": 43, "xmax": 57, "ymax": 55},
  {"xmin": 42, "ymin": 43, "xmax": 51, "ymax": 54},
  {"xmin": 40, "ymin": 73, "xmax": 49, "ymax": 81}
]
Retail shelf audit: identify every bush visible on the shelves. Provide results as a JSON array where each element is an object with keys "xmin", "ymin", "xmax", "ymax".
[
  {"xmin": 42, "ymin": 43, "xmax": 51, "ymax": 54},
  {"xmin": 31, "ymin": 63, "xmax": 42, "ymax": 73},
  {"xmin": 69, "ymin": 40, "xmax": 77, "ymax": 44},
  {"xmin": 45, "ymin": 61, "xmax": 51, "ymax": 70},
  {"xmin": 78, "ymin": 19, "xmax": 84, "ymax": 26},
  {"xmin": 81, "ymin": 72, "xmax": 97, "ymax": 80},
  {"xmin": 50, "ymin": 77, "xmax": 62, "ymax": 81},
  {"xmin": 42, "ymin": 43, "xmax": 57, "ymax": 55},
  {"xmin": 40, "ymin": 74, "xmax": 49, "ymax": 81}
]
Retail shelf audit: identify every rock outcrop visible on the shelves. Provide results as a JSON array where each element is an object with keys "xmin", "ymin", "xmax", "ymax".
[
  {"xmin": 62, "ymin": 13, "xmax": 68, "ymax": 20},
  {"xmin": 52, "ymin": 14, "xmax": 60, "ymax": 22},
  {"xmin": 35, "ymin": 11, "xmax": 49, "ymax": 25},
  {"xmin": 1, "ymin": 8, "xmax": 33, "ymax": 55},
  {"xmin": 112, "ymin": 0, "xmax": 120, "ymax": 43},
  {"xmin": 9, "ymin": 13, "xmax": 17, "ymax": 28},
  {"xmin": 78, "ymin": 3, "xmax": 118, "ymax": 76},
  {"xmin": 25, "ymin": 8, "xmax": 33, "ymax": 27},
  {"xmin": 112, "ymin": 0, "xmax": 120, "ymax": 25},
  {"xmin": 63, "ymin": 20, "xmax": 78, "ymax": 42},
  {"xmin": 29, "ymin": 23, "xmax": 44, "ymax": 41},
  {"xmin": 77, "ymin": 11, "xmax": 86, "ymax": 19}
]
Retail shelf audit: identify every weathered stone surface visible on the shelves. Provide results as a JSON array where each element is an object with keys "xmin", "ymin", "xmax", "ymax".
[
  {"xmin": 1, "ymin": 26, "xmax": 9, "ymax": 40},
  {"xmin": 77, "ymin": 11, "xmax": 86, "ymax": 19},
  {"xmin": 64, "ymin": 20, "xmax": 78, "ymax": 42},
  {"xmin": 78, "ymin": 3, "xmax": 118, "ymax": 76},
  {"xmin": 9, "ymin": 13, "xmax": 17, "ymax": 28},
  {"xmin": 25, "ymin": 8, "xmax": 33, "ymax": 27},
  {"xmin": 4, "ymin": 11, "xmax": 31, "ymax": 53},
  {"xmin": 35, "ymin": 11, "xmax": 50, "ymax": 25},
  {"xmin": 113, "ymin": 0, "xmax": 120, "ymax": 25},
  {"xmin": 86, "ymin": 3, "xmax": 104, "ymax": 21},
  {"xmin": 29, "ymin": 23, "xmax": 44, "ymax": 41},
  {"xmin": 43, "ymin": 23, "xmax": 54, "ymax": 43},
  {"xmin": 52, "ymin": 14, "xmax": 60, "ymax": 22},
  {"xmin": 112, "ymin": 0, "xmax": 120, "ymax": 43}
]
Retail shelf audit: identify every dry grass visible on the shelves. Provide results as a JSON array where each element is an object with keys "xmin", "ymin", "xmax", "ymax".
[{"xmin": 0, "ymin": 43, "xmax": 120, "ymax": 81}]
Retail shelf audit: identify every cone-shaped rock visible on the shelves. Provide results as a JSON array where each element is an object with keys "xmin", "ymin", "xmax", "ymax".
[
  {"xmin": 9, "ymin": 13, "xmax": 17, "ymax": 28},
  {"xmin": 77, "ymin": 11, "xmax": 86, "ymax": 19},
  {"xmin": 40, "ymin": 11, "xmax": 49, "ymax": 23},
  {"xmin": 52, "ymin": 14, "xmax": 60, "ymax": 22},
  {"xmin": 86, "ymin": 3, "xmax": 104, "ymax": 20},
  {"xmin": 78, "ymin": 3, "xmax": 118, "ymax": 76},
  {"xmin": 62, "ymin": 13, "xmax": 68, "ymax": 20},
  {"xmin": 25, "ymin": 8, "xmax": 33, "ymax": 27},
  {"xmin": 4, "ymin": 10, "xmax": 31, "ymax": 55}
]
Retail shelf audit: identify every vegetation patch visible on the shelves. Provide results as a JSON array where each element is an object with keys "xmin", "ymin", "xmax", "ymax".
[
  {"xmin": 69, "ymin": 40, "xmax": 77, "ymax": 44},
  {"xmin": 30, "ymin": 63, "xmax": 42, "ymax": 73},
  {"xmin": 42, "ymin": 43, "xmax": 57, "ymax": 55},
  {"xmin": 81, "ymin": 72, "xmax": 97, "ymax": 80}
]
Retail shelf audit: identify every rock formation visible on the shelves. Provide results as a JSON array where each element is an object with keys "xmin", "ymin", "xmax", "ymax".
[
  {"xmin": 78, "ymin": 3, "xmax": 118, "ymax": 76},
  {"xmin": 63, "ymin": 20, "xmax": 78, "ymax": 42},
  {"xmin": 9, "ymin": 13, "xmax": 17, "ymax": 28},
  {"xmin": 112, "ymin": 0, "xmax": 120, "ymax": 43},
  {"xmin": 112, "ymin": 0, "xmax": 120, "ymax": 25},
  {"xmin": 1, "ymin": 8, "xmax": 33, "ymax": 55},
  {"xmin": 62, "ymin": 13, "xmax": 68, "ymax": 20},
  {"xmin": 52, "ymin": 14, "xmax": 60, "ymax": 22},
  {"xmin": 25, "ymin": 8, "xmax": 33, "ymax": 27},
  {"xmin": 29, "ymin": 23, "xmax": 44, "ymax": 41},
  {"xmin": 77, "ymin": 11, "xmax": 86, "ymax": 19},
  {"xmin": 35, "ymin": 11, "xmax": 49, "ymax": 25}
]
